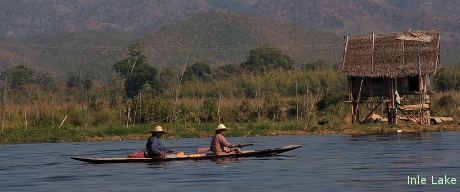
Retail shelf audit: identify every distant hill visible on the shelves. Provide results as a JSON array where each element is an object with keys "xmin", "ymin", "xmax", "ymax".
[
  {"xmin": 143, "ymin": 12, "xmax": 342, "ymax": 70},
  {"xmin": 238, "ymin": 0, "xmax": 460, "ymax": 36},
  {"xmin": 0, "ymin": 0, "xmax": 213, "ymax": 38},
  {"xmin": 2, "ymin": 0, "xmax": 460, "ymax": 38},
  {"xmin": 0, "ymin": 12, "xmax": 342, "ymax": 82},
  {"xmin": 1, "ymin": 31, "xmax": 140, "ymax": 82},
  {"xmin": 1, "ymin": 0, "xmax": 460, "ymax": 82}
]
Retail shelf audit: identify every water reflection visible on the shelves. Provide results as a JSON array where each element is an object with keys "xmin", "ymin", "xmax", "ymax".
[
  {"xmin": 213, "ymin": 157, "xmax": 242, "ymax": 164},
  {"xmin": 348, "ymin": 132, "xmax": 442, "ymax": 142},
  {"xmin": 2, "ymin": 134, "xmax": 460, "ymax": 191},
  {"xmin": 344, "ymin": 132, "xmax": 446, "ymax": 174},
  {"xmin": 143, "ymin": 157, "xmax": 242, "ymax": 170},
  {"xmin": 147, "ymin": 161, "xmax": 169, "ymax": 170}
]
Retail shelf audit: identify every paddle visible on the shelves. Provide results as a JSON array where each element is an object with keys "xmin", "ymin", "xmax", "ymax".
[{"xmin": 196, "ymin": 144, "xmax": 254, "ymax": 153}]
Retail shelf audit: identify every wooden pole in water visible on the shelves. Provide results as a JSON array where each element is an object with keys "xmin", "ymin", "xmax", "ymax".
[
  {"xmin": 295, "ymin": 68, "xmax": 299, "ymax": 122},
  {"xmin": 51, "ymin": 93, "xmax": 54, "ymax": 127},
  {"xmin": 394, "ymin": 78, "xmax": 398, "ymax": 125},
  {"xmin": 218, "ymin": 93, "xmax": 221, "ymax": 124},
  {"xmin": 126, "ymin": 93, "xmax": 129, "ymax": 128},
  {"xmin": 349, "ymin": 77, "xmax": 354, "ymax": 124},
  {"xmin": 2, "ymin": 76, "xmax": 6, "ymax": 132},
  {"xmin": 139, "ymin": 92, "xmax": 142, "ymax": 124},
  {"xmin": 355, "ymin": 78, "xmax": 364, "ymax": 122},
  {"xmin": 24, "ymin": 95, "xmax": 28, "ymax": 130},
  {"xmin": 257, "ymin": 74, "xmax": 261, "ymax": 122},
  {"xmin": 306, "ymin": 82, "xmax": 309, "ymax": 124},
  {"xmin": 79, "ymin": 69, "xmax": 87, "ymax": 128},
  {"xmin": 390, "ymin": 78, "xmax": 396, "ymax": 125},
  {"xmin": 37, "ymin": 88, "xmax": 40, "ymax": 125}
]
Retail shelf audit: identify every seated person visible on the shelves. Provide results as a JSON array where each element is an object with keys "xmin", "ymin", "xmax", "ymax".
[
  {"xmin": 210, "ymin": 124, "xmax": 243, "ymax": 155},
  {"xmin": 146, "ymin": 126, "xmax": 176, "ymax": 158}
]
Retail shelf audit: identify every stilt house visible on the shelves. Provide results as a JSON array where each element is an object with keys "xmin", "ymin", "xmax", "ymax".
[{"xmin": 338, "ymin": 30, "xmax": 440, "ymax": 125}]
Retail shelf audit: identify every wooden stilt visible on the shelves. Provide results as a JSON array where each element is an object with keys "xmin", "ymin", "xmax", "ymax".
[{"xmin": 355, "ymin": 78, "xmax": 364, "ymax": 123}]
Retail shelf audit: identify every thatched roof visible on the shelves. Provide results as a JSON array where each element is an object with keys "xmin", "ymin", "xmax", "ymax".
[{"xmin": 338, "ymin": 30, "xmax": 440, "ymax": 78}]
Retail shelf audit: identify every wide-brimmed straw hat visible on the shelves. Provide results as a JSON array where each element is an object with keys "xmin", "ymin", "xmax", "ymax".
[
  {"xmin": 150, "ymin": 126, "xmax": 168, "ymax": 133},
  {"xmin": 215, "ymin": 124, "xmax": 230, "ymax": 131}
]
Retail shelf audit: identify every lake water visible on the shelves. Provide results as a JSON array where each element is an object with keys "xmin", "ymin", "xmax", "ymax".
[{"xmin": 1, "ymin": 132, "xmax": 460, "ymax": 191}]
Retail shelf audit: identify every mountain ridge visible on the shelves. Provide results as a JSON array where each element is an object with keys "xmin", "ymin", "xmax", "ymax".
[
  {"xmin": 1, "ymin": 0, "xmax": 459, "ymax": 83},
  {"xmin": 143, "ymin": 11, "xmax": 342, "ymax": 70},
  {"xmin": 0, "ymin": 12, "xmax": 343, "ymax": 82},
  {"xmin": 2, "ymin": 0, "xmax": 460, "ymax": 38}
]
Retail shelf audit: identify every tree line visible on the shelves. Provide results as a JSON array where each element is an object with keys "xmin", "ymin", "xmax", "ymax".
[{"xmin": 1, "ymin": 42, "xmax": 459, "ymax": 131}]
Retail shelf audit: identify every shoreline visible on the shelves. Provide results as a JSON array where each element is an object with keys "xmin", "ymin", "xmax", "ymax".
[
  {"xmin": 1, "ymin": 122, "xmax": 459, "ymax": 144},
  {"xmin": 66, "ymin": 123, "xmax": 460, "ymax": 142}
]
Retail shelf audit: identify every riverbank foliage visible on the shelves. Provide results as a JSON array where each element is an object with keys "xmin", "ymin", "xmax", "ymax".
[{"xmin": 1, "ymin": 43, "xmax": 460, "ymax": 143}]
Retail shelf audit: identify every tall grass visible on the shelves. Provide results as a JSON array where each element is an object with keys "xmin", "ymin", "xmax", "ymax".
[{"xmin": 2, "ymin": 66, "xmax": 460, "ymax": 143}]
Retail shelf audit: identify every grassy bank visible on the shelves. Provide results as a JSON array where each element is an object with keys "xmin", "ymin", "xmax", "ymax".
[{"xmin": 1, "ymin": 120, "xmax": 459, "ymax": 144}]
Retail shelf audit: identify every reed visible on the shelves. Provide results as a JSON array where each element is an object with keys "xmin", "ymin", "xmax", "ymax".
[
  {"xmin": 2, "ymin": 117, "xmax": 460, "ymax": 144},
  {"xmin": 1, "ymin": 64, "xmax": 460, "ymax": 143}
]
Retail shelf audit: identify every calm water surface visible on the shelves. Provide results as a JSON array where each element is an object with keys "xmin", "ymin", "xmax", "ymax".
[{"xmin": 1, "ymin": 132, "xmax": 460, "ymax": 191}]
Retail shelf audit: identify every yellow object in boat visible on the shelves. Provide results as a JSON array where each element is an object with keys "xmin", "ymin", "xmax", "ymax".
[{"xmin": 187, "ymin": 154, "xmax": 204, "ymax": 157}]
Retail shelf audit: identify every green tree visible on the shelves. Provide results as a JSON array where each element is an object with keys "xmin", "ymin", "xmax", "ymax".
[
  {"xmin": 66, "ymin": 76, "xmax": 80, "ymax": 89},
  {"xmin": 241, "ymin": 45, "xmax": 295, "ymax": 72},
  {"xmin": 433, "ymin": 67, "xmax": 453, "ymax": 91},
  {"xmin": 113, "ymin": 42, "xmax": 160, "ymax": 98},
  {"xmin": 301, "ymin": 60, "xmax": 331, "ymax": 71},
  {"xmin": 132, "ymin": 94, "xmax": 171, "ymax": 123},
  {"xmin": 159, "ymin": 67, "xmax": 179, "ymax": 92},
  {"xmin": 82, "ymin": 78, "xmax": 93, "ymax": 91},
  {"xmin": 213, "ymin": 64, "xmax": 240, "ymax": 80},
  {"xmin": 1, "ymin": 64, "xmax": 35, "ymax": 88},
  {"xmin": 200, "ymin": 97, "xmax": 219, "ymax": 122},
  {"xmin": 316, "ymin": 93, "xmax": 343, "ymax": 111},
  {"xmin": 1, "ymin": 64, "xmax": 56, "ymax": 91},
  {"xmin": 34, "ymin": 72, "xmax": 56, "ymax": 91},
  {"xmin": 66, "ymin": 75, "xmax": 93, "ymax": 91},
  {"xmin": 182, "ymin": 62, "xmax": 212, "ymax": 83}
]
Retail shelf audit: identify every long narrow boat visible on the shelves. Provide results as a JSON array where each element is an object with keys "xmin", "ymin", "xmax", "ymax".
[{"xmin": 71, "ymin": 144, "xmax": 301, "ymax": 164}]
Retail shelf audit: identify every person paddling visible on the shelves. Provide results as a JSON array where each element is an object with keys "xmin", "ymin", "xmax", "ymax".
[
  {"xmin": 146, "ymin": 126, "xmax": 176, "ymax": 158},
  {"xmin": 210, "ymin": 124, "xmax": 243, "ymax": 155}
]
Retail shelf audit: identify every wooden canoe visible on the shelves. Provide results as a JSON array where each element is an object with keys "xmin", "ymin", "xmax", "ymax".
[{"xmin": 71, "ymin": 144, "xmax": 301, "ymax": 164}]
